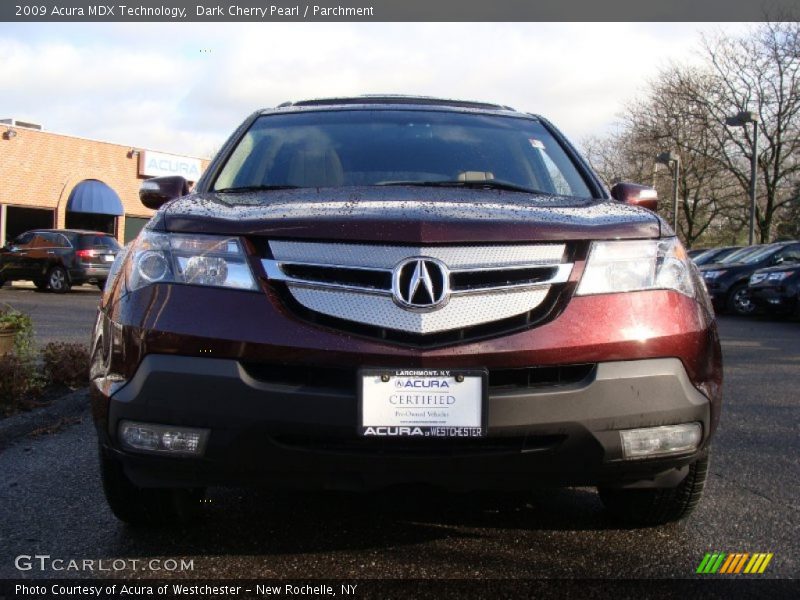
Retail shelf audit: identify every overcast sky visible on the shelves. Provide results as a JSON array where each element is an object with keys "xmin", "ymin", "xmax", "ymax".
[{"xmin": 0, "ymin": 22, "xmax": 751, "ymax": 158}]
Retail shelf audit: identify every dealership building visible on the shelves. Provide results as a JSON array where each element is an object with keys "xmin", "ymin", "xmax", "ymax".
[{"xmin": 0, "ymin": 119, "xmax": 210, "ymax": 246}]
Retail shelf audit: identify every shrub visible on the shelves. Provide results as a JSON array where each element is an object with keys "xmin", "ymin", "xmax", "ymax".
[
  {"xmin": 0, "ymin": 354, "xmax": 28, "ymax": 413},
  {"xmin": 0, "ymin": 303, "xmax": 34, "ymax": 357},
  {"xmin": 41, "ymin": 342, "xmax": 91, "ymax": 389},
  {"xmin": 0, "ymin": 353, "xmax": 42, "ymax": 415}
]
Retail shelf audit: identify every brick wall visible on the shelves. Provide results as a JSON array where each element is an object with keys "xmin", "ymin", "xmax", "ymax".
[{"xmin": 0, "ymin": 127, "xmax": 210, "ymax": 242}]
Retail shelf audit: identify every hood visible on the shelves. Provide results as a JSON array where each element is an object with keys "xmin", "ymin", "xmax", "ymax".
[
  {"xmin": 700, "ymin": 262, "xmax": 736, "ymax": 271},
  {"xmin": 699, "ymin": 260, "xmax": 753, "ymax": 271},
  {"xmin": 159, "ymin": 186, "xmax": 662, "ymax": 244},
  {"xmin": 753, "ymin": 262, "xmax": 800, "ymax": 274}
]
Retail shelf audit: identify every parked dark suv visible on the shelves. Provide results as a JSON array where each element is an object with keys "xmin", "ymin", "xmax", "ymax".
[
  {"xmin": 747, "ymin": 246, "xmax": 800, "ymax": 316},
  {"xmin": 91, "ymin": 97, "xmax": 721, "ymax": 527},
  {"xmin": 0, "ymin": 229, "xmax": 121, "ymax": 293},
  {"xmin": 699, "ymin": 241, "xmax": 800, "ymax": 315}
]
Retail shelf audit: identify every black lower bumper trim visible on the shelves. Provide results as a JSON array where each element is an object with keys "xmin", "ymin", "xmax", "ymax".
[{"xmin": 94, "ymin": 355, "xmax": 711, "ymax": 491}]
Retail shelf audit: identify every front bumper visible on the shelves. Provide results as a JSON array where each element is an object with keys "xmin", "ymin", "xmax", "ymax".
[
  {"xmin": 94, "ymin": 354, "xmax": 712, "ymax": 491},
  {"xmin": 749, "ymin": 285, "xmax": 798, "ymax": 313},
  {"xmin": 704, "ymin": 281, "xmax": 731, "ymax": 307}
]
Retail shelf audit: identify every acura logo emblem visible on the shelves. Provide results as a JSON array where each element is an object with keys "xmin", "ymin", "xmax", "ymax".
[{"xmin": 392, "ymin": 257, "xmax": 450, "ymax": 311}]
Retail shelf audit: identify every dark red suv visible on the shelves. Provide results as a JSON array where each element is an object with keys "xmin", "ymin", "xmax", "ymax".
[{"xmin": 90, "ymin": 97, "xmax": 722, "ymax": 527}]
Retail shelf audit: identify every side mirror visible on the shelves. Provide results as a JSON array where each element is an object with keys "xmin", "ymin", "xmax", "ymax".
[
  {"xmin": 610, "ymin": 182, "xmax": 658, "ymax": 212},
  {"xmin": 139, "ymin": 176, "xmax": 190, "ymax": 210}
]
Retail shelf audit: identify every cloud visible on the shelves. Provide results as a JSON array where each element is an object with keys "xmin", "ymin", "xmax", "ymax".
[{"xmin": 0, "ymin": 22, "xmax": 751, "ymax": 158}]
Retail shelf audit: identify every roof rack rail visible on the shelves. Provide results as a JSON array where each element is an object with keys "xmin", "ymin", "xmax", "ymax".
[{"xmin": 281, "ymin": 95, "xmax": 514, "ymax": 111}]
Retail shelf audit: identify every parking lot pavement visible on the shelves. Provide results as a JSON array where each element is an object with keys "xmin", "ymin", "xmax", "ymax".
[
  {"xmin": 0, "ymin": 283, "xmax": 100, "ymax": 347},
  {"xmin": 0, "ymin": 316, "xmax": 797, "ymax": 582}
]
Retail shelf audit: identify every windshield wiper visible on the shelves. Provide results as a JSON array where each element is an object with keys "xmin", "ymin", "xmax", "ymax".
[
  {"xmin": 214, "ymin": 185, "xmax": 300, "ymax": 193},
  {"xmin": 376, "ymin": 179, "xmax": 546, "ymax": 194}
]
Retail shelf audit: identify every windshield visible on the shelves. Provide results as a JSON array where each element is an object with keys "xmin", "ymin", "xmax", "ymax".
[
  {"xmin": 719, "ymin": 246, "xmax": 762, "ymax": 264},
  {"xmin": 692, "ymin": 249, "xmax": 719, "ymax": 264},
  {"xmin": 212, "ymin": 110, "xmax": 592, "ymax": 198},
  {"xmin": 739, "ymin": 244, "xmax": 781, "ymax": 264},
  {"xmin": 694, "ymin": 246, "xmax": 738, "ymax": 265},
  {"xmin": 78, "ymin": 234, "xmax": 121, "ymax": 250}
]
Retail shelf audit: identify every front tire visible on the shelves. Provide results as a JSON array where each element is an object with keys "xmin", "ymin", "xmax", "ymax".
[
  {"xmin": 727, "ymin": 283, "xmax": 755, "ymax": 316},
  {"xmin": 598, "ymin": 451, "xmax": 710, "ymax": 526},
  {"xmin": 47, "ymin": 266, "xmax": 71, "ymax": 294},
  {"xmin": 100, "ymin": 448, "xmax": 204, "ymax": 527}
]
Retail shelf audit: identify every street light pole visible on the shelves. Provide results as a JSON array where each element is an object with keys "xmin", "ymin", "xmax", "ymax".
[
  {"xmin": 725, "ymin": 111, "xmax": 760, "ymax": 245},
  {"xmin": 671, "ymin": 159, "xmax": 680, "ymax": 234},
  {"xmin": 749, "ymin": 120, "xmax": 758, "ymax": 245},
  {"xmin": 655, "ymin": 151, "xmax": 681, "ymax": 235}
]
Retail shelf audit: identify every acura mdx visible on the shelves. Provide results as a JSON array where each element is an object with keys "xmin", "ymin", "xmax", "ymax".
[{"xmin": 90, "ymin": 97, "xmax": 722, "ymax": 527}]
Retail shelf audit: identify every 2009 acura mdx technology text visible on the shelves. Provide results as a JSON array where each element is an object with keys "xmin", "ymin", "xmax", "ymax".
[{"xmin": 89, "ymin": 97, "xmax": 722, "ymax": 527}]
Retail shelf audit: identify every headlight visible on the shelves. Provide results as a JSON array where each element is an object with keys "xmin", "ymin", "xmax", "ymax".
[
  {"xmin": 126, "ymin": 230, "xmax": 257, "ymax": 292},
  {"xmin": 749, "ymin": 272, "xmax": 767, "ymax": 285},
  {"xmin": 768, "ymin": 271, "xmax": 793, "ymax": 281},
  {"xmin": 576, "ymin": 238, "xmax": 696, "ymax": 297},
  {"xmin": 703, "ymin": 270, "xmax": 727, "ymax": 280}
]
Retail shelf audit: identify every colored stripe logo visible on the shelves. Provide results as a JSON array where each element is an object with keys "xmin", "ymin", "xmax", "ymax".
[{"xmin": 696, "ymin": 552, "xmax": 773, "ymax": 574}]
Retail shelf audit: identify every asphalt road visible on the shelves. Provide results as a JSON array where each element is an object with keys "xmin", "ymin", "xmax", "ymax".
[
  {"xmin": 0, "ymin": 282, "xmax": 101, "ymax": 347},
  {"xmin": 0, "ymin": 307, "xmax": 797, "ymax": 583}
]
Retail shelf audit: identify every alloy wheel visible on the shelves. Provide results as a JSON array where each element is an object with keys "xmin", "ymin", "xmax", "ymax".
[
  {"xmin": 49, "ymin": 269, "xmax": 66, "ymax": 291},
  {"xmin": 732, "ymin": 288, "xmax": 755, "ymax": 315}
]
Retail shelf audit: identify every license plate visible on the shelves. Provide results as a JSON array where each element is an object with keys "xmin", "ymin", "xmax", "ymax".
[
  {"xmin": 359, "ymin": 368, "xmax": 487, "ymax": 437},
  {"xmin": 103, "ymin": 255, "xmax": 114, "ymax": 263}
]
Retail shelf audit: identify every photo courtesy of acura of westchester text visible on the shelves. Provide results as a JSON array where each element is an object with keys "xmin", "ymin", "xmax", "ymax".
[{"xmin": 0, "ymin": 1, "xmax": 798, "ymax": 597}]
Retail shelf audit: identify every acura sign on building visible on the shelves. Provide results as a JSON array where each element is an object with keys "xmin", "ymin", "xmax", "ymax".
[{"xmin": 139, "ymin": 150, "xmax": 203, "ymax": 181}]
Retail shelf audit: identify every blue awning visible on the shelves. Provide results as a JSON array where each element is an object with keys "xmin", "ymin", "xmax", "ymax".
[{"xmin": 66, "ymin": 180, "xmax": 124, "ymax": 216}]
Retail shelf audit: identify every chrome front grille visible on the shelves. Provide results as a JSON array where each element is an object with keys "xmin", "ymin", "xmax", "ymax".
[
  {"xmin": 268, "ymin": 241, "xmax": 567, "ymax": 269},
  {"xmin": 288, "ymin": 286, "xmax": 551, "ymax": 334},
  {"xmin": 263, "ymin": 242, "xmax": 573, "ymax": 336}
]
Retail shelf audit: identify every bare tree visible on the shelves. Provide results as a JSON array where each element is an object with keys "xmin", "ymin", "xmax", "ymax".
[
  {"xmin": 581, "ymin": 130, "xmax": 652, "ymax": 185},
  {"xmin": 583, "ymin": 69, "xmax": 742, "ymax": 248},
  {"xmin": 627, "ymin": 69, "xmax": 744, "ymax": 247},
  {"xmin": 584, "ymin": 22, "xmax": 800, "ymax": 245},
  {"xmin": 775, "ymin": 184, "xmax": 800, "ymax": 239},
  {"xmin": 676, "ymin": 22, "xmax": 800, "ymax": 242}
]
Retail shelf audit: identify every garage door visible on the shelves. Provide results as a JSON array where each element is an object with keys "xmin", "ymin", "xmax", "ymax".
[
  {"xmin": 4, "ymin": 206, "xmax": 55, "ymax": 241},
  {"xmin": 124, "ymin": 216, "xmax": 150, "ymax": 243}
]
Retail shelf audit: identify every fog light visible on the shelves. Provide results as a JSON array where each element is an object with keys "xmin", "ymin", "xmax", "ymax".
[
  {"xmin": 620, "ymin": 423, "xmax": 702, "ymax": 460},
  {"xmin": 119, "ymin": 421, "xmax": 209, "ymax": 456}
]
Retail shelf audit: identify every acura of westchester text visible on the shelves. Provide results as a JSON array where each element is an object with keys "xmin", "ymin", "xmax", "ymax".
[{"xmin": 14, "ymin": 583, "xmax": 356, "ymax": 597}]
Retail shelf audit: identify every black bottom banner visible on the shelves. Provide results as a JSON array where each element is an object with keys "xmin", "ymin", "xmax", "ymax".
[{"xmin": 1, "ymin": 579, "xmax": 798, "ymax": 600}]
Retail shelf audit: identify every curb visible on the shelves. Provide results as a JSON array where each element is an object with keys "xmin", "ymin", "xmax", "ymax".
[{"xmin": 0, "ymin": 388, "xmax": 90, "ymax": 452}]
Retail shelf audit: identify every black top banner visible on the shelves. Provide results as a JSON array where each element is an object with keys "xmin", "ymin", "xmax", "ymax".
[{"xmin": 2, "ymin": 0, "xmax": 798, "ymax": 22}]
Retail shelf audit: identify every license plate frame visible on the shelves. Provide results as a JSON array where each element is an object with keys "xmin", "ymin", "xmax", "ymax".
[{"xmin": 358, "ymin": 368, "xmax": 488, "ymax": 438}]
